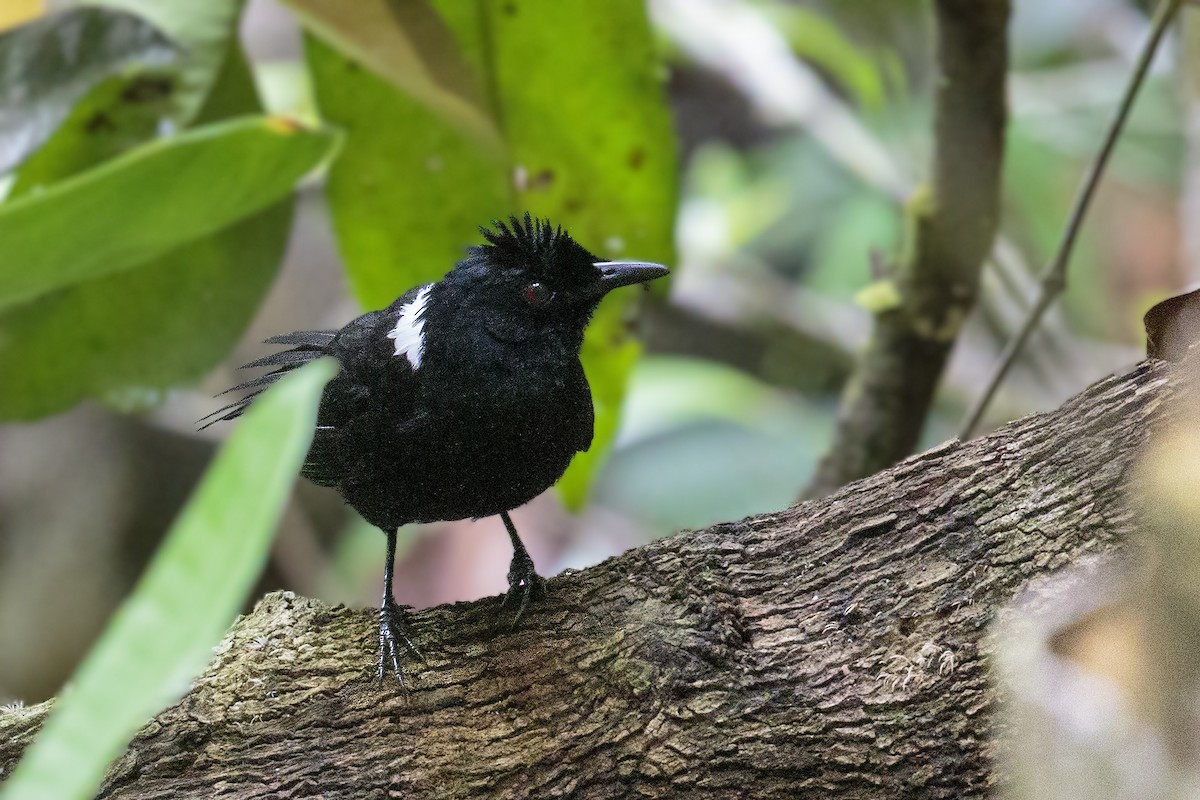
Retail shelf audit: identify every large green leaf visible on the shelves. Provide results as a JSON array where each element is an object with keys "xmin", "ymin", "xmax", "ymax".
[
  {"xmin": 9, "ymin": 0, "xmax": 246, "ymax": 195},
  {"xmin": 0, "ymin": 6, "xmax": 177, "ymax": 173},
  {"xmin": 307, "ymin": 0, "xmax": 677, "ymax": 508},
  {"xmin": 281, "ymin": 0, "xmax": 500, "ymax": 148},
  {"xmin": 306, "ymin": 37, "xmax": 509, "ymax": 305},
  {"xmin": 0, "ymin": 0, "xmax": 299, "ymax": 421},
  {"xmin": 486, "ymin": 1, "xmax": 677, "ymax": 269},
  {"xmin": 0, "ymin": 114, "xmax": 338, "ymax": 309},
  {"xmin": 82, "ymin": 0, "xmax": 243, "ymax": 125},
  {"xmin": 0, "ymin": 359, "xmax": 335, "ymax": 800},
  {"xmin": 0, "ymin": 200, "xmax": 294, "ymax": 419},
  {"xmin": 0, "ymin": 45, "xmax": 321, "ymax": 420},
  {"xmin": 7, "ymin": 70, "xmax": 176, "ymax": 198}
]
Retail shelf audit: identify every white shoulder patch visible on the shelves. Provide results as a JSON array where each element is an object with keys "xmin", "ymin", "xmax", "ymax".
[{"xmin": 385, "ymin": 285, "xmax": 432, "ymax": 369}]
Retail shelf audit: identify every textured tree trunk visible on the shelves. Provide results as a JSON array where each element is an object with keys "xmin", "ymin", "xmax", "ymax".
[{"xmin": 0, "ymin": 359, "xmax": 1175, "ymax": 799}]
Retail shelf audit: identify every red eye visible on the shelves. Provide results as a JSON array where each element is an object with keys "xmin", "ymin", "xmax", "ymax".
[{"xmin": 523, "ymin": 282, "xmax": 553, "ymax": 306}]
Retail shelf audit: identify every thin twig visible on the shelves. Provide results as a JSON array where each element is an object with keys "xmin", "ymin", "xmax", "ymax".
[{"xmin": 959, "ymin": 0, "xmax": 1185, "ymax": 439}]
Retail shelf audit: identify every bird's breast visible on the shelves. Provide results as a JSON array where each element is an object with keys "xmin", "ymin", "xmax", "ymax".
[
  {"xmin": 329, "ymin": 332, "xmax": 594, "ymax": 527},
  {"xmin": 407, "ymin": 352, "xmax": 591, "ymax": 519}
]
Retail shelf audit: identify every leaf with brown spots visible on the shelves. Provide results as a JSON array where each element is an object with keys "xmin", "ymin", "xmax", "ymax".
[{"xmin": 0, "ymin": 6, "xmax": 176, "ymax": 173}]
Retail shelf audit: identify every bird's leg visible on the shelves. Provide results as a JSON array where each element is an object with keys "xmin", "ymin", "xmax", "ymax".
[
  {"xmin": 377, "ymin": 528, "xmax": 423, "ymax": 685},
  {"xmin": 500, "ymin": 511, "xmax": 546, "ymax": 627}
]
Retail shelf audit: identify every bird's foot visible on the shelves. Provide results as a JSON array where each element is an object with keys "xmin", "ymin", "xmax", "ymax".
[
  {"xmin": 501, "ymin": 551, "xmax": 546, "ymax": 628},
  {"xmin": 377, "ymin": 600, "xmax": 424, "ymax": 687}
]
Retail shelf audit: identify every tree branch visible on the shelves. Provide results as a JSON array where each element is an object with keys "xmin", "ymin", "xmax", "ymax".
[
  {"xmin": 641, "ymin": 297, "xmax": 852, "ymax": 395},
  {"xmin": 958, "ymin": 0, "xmax": 1186, "ymax": 439},
  {"xmin": 807, "ymin": 0, "xmax": 1009, "ymax": 498},
  {"xmin": 0, "ymin": 356, "xmax": 1177, "ymax": 799}
]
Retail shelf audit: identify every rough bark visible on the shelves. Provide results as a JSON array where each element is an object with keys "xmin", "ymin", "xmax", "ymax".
[
  {"xmin": 808, "ymin": 0, "xmax": 1010, "ymax": 497},
  {"xmin": 0, "ymin": 359, "xmax": 1175, "ymax": 799}
]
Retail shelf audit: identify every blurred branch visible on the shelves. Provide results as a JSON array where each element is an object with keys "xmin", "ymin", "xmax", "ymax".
[
  {"xmin": 958, "ymin": 0, "xmax": 1185, "ymax": 440},
  {"xmin": 0, "ymin": 357, "xmax": 1176, "ymax": 798},
  {"xmin": 662, "ymin": 0, "xmax": 1099, "ymax": 424},
  {"xmin": 642, "ymin": 297, "xmax": 852, "ymax": 394},
  {"xmin": 1181, "ymin": 10, "xmax": 1200, "ymax": 282},
  {"xmin": 1137, "ymin": 366, "xmax": 1200, "ymax": 763},
  {"xmin": 806, "ymin": 0, "xmax": 1009, "ymax": 498},
  {"xmin": 996, "ymin": 363, "xmax": 1200, "ymax": 800},
  {"xmin": 650, "ymin": 0, "xmax": 909, "ymax": 200}
]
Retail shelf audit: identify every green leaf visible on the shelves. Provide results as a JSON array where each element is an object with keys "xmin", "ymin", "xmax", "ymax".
[
  {"xmin": 307, "ymin": 36, "xmax": 509, "ymax": 305},
  {"xmin": 8, "ymin": 70, "xmax": 176, "ymax": 199},
  {"xmin": 0, "ymin": 199, "xmax": 294, "ymax": 419},
  {"xmin": 81, "ymin": 0, "xmax": 243, "ymax": 125},
  {"xmin": 854, "ymin": 278, "xmax": 903, "ymax": 312},
  {"xmin": 0, "ymin": 114, "xmax": 339, "ymax": 309},
  {"xmin": 10, "ymin": 0, "xmax": 247, "ymax": 195},
  {"xmin": 281, "ymin": 0, "xmax": 500, "ymax": 148},
  {"xmin": 0, "ymin": 358, "xmax": 335, "ymax": 800},
  {"xmin": 0, "ymin": 46, "xmax": 313, "ymax": 421},
  {"xmin": 307, "ymin": 0, "xmax": 677, "ymax": 508},
  {"xmin": 0, "ymin": 6, "xmax": 177, "ymax": 173},
  {"xmin": 489, "ymin": 1, "xmax": 677, "ymax": 268}
]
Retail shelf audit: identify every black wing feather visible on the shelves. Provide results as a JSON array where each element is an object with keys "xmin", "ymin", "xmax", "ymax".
[
  {"xmin": 299, "ymin": 307, "xmax": 421, "ymax": 487},
  {"xmin": 301, "ymin": 426, "xmax": 343, "ymax": 486},
  {"xmin": 200, "ymin": 304, "xmax": 421, "ymax": 495}
]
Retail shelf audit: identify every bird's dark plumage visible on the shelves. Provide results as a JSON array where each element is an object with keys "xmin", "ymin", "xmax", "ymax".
[{"xmin": 204, "ymin": 214, "xmax": 668, "ymax": 685}]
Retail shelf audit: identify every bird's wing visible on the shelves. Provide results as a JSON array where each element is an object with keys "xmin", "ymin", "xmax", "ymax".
[
  {"xmin": 197, "ymin": 330, "xmax": 337, "ymax": 431},
  {"xmin": 574, "ymin": 395, "xmax": 595, "ymax": 453},
  {"xmin": 303, "ymin": 305, "xmax": 424, "ymax": 487}
]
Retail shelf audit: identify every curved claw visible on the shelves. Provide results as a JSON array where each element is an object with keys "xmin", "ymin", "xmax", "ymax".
[
  {"xmin": 502, "ymin": 555, "xmax": 546, "ymax": 629},
  {"xmin": 377, "ymin": 601, "xmax": 424, "ymax": 687}
]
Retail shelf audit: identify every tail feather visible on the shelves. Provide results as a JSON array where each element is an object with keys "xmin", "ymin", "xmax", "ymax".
[
  {"xmin": 217, "ymin": 368, "xmax": 291, "ymax": 397},
  {"xmin": 197, "ymin": 397, "xmax": 258, "ymax": 426},
  {"xmin": 263, "ymin": 331, "xmax": 336, "ymax": 347},
  {"xmin": 242, "ymin": 348, "xmax": 327, "ymax": 370},
  {"xmin": 197, "ymin": 330, "xmax": 336, "ymax": 431}
]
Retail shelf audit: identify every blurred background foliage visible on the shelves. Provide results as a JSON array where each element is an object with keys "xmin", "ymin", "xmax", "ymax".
[{"xmin": 0, "ymin": 0, "xmax": 1193, "ymax": 707}]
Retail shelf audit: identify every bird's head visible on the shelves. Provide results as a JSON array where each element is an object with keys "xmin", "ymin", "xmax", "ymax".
[{"xmin": 440, "ymin": 214, "xmax": 669, "ymax": 346}]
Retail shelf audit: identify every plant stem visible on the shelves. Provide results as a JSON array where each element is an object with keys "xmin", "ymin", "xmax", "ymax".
[{"xmin": 958, "ymin": 0, "xmax": 1185, "ymax": 440}]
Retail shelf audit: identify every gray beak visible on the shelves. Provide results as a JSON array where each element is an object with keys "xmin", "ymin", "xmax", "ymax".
[{"xmin": 593, "ymin": 261, "xmax": 670, "ymax": 295}]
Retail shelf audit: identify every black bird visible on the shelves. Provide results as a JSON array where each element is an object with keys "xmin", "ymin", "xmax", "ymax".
[{"xmin": 201, "ymin": 214, "xmax": 668, "ymax": 683}]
